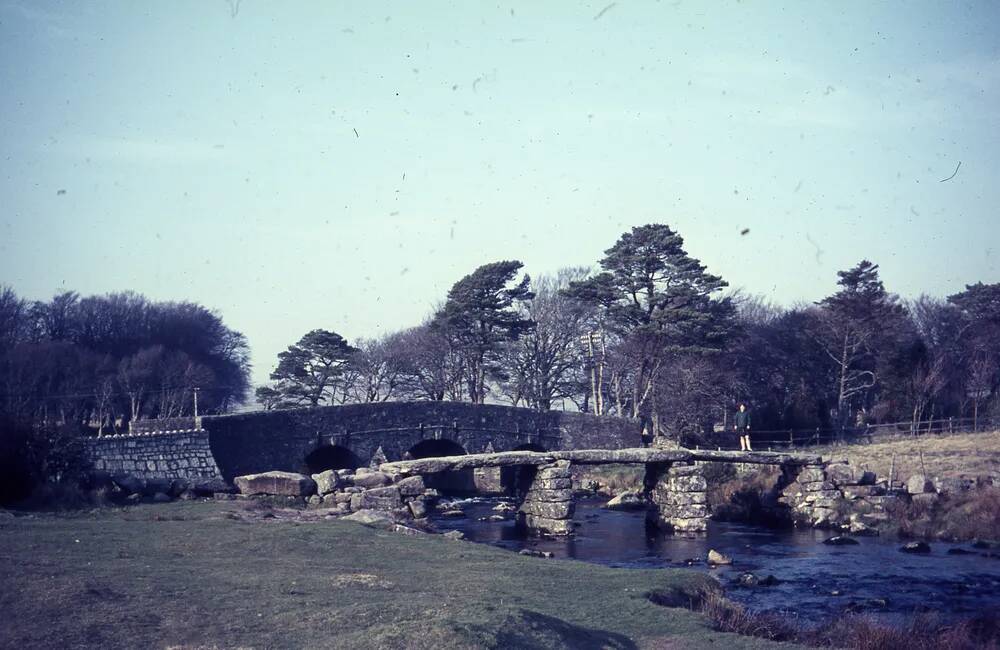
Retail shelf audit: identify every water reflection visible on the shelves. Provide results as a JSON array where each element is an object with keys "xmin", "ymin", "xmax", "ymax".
[{"xmin": 431, "ymin": 497, "xmax": 1000, "ymax": 621}]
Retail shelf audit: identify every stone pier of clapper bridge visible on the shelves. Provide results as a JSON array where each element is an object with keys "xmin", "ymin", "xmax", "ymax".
[{"xmin": 380, "ymin": 448, "xmax": 823, "ymax": 535}]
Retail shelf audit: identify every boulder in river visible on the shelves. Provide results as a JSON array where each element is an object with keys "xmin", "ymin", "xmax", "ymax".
[
  {"xmin": 823, "ymin": 536, "xmax": 860, "ymax": 546},
  {"xmin": 946, "ymin": 548, "xmax": 976, "ymax": 555},
  {"xmin": 707, "ymin": 549, "xmax": 732, "ymax": 565},
  {"xmin": 519, "ymin": 549, "xmax": 554, "ymax": 558},
  {"xmin": 900, "ymin": 541, "xmax": 931, "ymax": 554},
  {"xmin": 605, "ymin": 491, "xmax": 646, "ymax": 511}
]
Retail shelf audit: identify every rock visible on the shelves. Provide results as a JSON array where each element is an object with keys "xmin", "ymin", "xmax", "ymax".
[
  {"xmin": 911, "ymin": 492, "xmax": 939, "ymax": 507},
  {"xmin": 178, "ymin": 490, "xmax": 197, "ymax": 501},
  {"xmin": 841, "ymin": 485, "xmax": 882, "ymax": 499},
  {"xmin": 112, "ymin": 475, "xmax": 144, "ymax": 495},
  {"xmin": 735, "ymin": 572, "xmax": 778, "ymax": 587},
  {"xmin": 439, "ymin": 509, "xmax": 466, "ymax": 518},
  {"xmin": 668, "ymin": 476, "xmax": 708, "ymax": 492},
  {"xmin": 848, "ymin": 522, "xmax": 878, "ymax": 536},
  {"xmin": 352, "ymin": 471, "xmax": 392, "ymax": 489},
  {"xmin": 391, "ymin": 524, "xmax": 426, "ymax": 536},
  {"xmin": 707, "ymin": 549, "xmax": 732, "ymax": 565},
  {"xmin": 342, "ymin": 509, "xmax": 395, "ymax": 529},
  {"xmin": 355, "ymin": 486, "xmax": 402, "ymax": 511},
  {"xmin": 906, "ymin": 474, "xmax": 933, "ymax": 494},
  {"xmin": 858, "ymin": 471, "xmax": 877, "ymax": 486},
  {"xmin": 125, "ymin": 493, "xmax": 142, "ymax": 504},
  {"xmin": 947, "ymin": 548, "xmax": 976, "ymax": 555},
  {"xmin": 478, "ymin": 514, "xmax": 507, "ymax": 522},
  {"xmin": 234, "ymin": 471, "xmax": 317, "ymax": 497},
  {"xmin": 605, "ymin": 491, "xmax": 646, "ymax": 511},
  {"xmin": 519, "ymin": 549, "xmax": 554, "ymax": 558},
  {"xmin": 407, "ymin": 499, "xmax": 427, "ymax": 518},
  {"xmin": 192, "ymin": 478, "xmax": 231, "ymax": 495},
  {"xmin": 971, "ymin": 540, "xmax": 998, "ymax": 550},
  {"xmin": 900, "ymin": 541, "xmax": 931, "ymax": 554},
  {"xmin": 519, "ymin": 501, "xmax": 573, "ymax": 519},
  {"xmin": 442, "ymin": 530, "xmax": 465, "ymax": 541},
  {"xmin": 520, "ymin": 514, "xmax": 573, "ymax": 535},
  {"xmin": 525, "ymin": 488, "xmax": 573, "ymax": 502},
  {"xmin": 395, "ymin": 476, "xmax": 426, "ymax": 497},
  {"xmin": 935, "ymin": 477, "xmax": 972, "ymax": 495},
  {"xmin": 823, "ymin": 536, "xmax": 860, "ymax": 546},
  {"xmin": 797, "ymin": 467, "xmax": 826, "ymax": 483},
  {"xmin": 307, "ymin": 495, "xmax": 322, "ymax": 506},
  {"xmin": 152, "ymin": 492, "xmax": 172, "ymax": 503},
  {"xmin": 826, "ymin": 464, "xmax": 855, "ymax": 486},
  {"xmin": 493, "ymin": 502, "xmax": 517, "ymax": 513},
  {"xmin": 311, "ymin": 470, "xmax": 340, "ymax": 495},
  {"xmin": 536, "ymin": 478, "xmax": 572, "ymax": 490}
]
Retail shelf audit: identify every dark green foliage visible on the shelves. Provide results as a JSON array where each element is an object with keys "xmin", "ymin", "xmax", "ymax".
[
  {"xmin": 269, "ymin": 329, "xmax": 358, "ymax": 407},
  {"xmin": 435, "ymin": 261, "xmax": 534, "ymax": 403},
  {"xmin": 0, "ymin": 285, "xmax": 251, "ymax": 432}
]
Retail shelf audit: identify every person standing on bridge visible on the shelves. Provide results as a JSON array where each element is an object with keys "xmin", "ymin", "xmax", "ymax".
[{"xmin": 734, "ymin": 403, "xmax": 752, "ymax": 451}]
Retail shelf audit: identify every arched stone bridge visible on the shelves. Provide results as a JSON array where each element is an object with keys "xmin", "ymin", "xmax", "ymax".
[{"xmin": 86, "ymin": 402, "xmax": 642, "ymax": 485}]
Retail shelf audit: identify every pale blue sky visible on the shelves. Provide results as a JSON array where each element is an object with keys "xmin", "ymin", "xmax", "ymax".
[{"xmin": 2, "ymin": 1, "xmax": 998, "ymax": 385}]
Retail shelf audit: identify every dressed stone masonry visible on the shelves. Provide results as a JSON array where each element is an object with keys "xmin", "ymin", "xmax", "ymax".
[
  {"xmin": 517, "ymin": 460, "xmax": 574, "ymax": 535},
  {"xmin": 646, "ymin": 463, "xmax": 709, "ymax": 533},
  {"xmin": 85, "ymin": 430, "xmax": 224, "ymax": 483}
]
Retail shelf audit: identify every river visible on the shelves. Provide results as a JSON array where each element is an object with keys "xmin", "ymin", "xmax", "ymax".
[{"xmin": 430, "ymin": 496, "xmax": 1000, "ymax": 624}]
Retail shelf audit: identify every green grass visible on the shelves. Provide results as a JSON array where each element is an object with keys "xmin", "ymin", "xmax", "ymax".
[{"xmin": 0, "ymin": 500, "xmax": 798, "ymax": 649}]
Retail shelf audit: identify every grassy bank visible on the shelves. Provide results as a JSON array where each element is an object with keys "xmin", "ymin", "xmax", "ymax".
[
  {"xmin": 807, "ymin": 430, "xmax": 1000, "ymax": 483},
  {"xmin": 0, "ymin": 500, "xmax": 793, "ymax": 650}
]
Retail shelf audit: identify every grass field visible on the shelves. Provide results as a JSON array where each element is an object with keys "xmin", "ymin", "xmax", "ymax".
[
  {"xmin": 805, "ymin": 430, "xmax": 1000, "ymax": 483},
  {"xmin": 0, "ymin": 500, "xmax": 797, "ymax": 650}
]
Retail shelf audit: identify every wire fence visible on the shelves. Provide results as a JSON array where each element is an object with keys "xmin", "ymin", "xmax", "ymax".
[{"xmin": 748, "ymin": 416, "xmax": 1000, "ymax": 450}]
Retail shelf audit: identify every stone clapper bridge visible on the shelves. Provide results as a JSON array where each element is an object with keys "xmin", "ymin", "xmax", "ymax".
[{"xmin": 377, "ymin": 447, "xmax": 822, "ymax": 535}]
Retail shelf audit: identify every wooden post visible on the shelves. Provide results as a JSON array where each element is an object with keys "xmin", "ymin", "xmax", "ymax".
[{"xmin": 888, "ymin": 453, "xmax": 895, "ymax": 490}]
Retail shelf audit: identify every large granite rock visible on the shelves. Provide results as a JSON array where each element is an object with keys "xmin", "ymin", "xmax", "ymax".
[
  {"xmin": 311, "ymin": 470, "xmax": 341, "ymax": 495},
  {"xmin": 906, "ymin": 474, "xmax": 934, "ymax": 494},
  {"xmin": 234, "ymin": 471, "xmax": 317, "ymax": 497},
  {"xmin": 353, "ymin": 470, "xmax": 392, "ymax": 489},
  {"xmin": 605, "ymin": 491, "xmax": 646, "ymax": 511},
  {"xmin": 351, "ymin": 486, "xmax": 402, "ymax": 511}
]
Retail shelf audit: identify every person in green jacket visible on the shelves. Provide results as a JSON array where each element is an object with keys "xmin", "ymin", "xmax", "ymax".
[{"xmin": 734, "ymin": 403, "xmax": 752, "ymax": 451}]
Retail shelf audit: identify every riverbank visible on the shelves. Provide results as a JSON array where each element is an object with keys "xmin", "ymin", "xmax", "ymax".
[
  {"xmin": 0, "ymin": 499, "xmax": 790, "ymax": 650},
  {"xmin": 807, "ymin": 430, "xmax": 1000, "ymax": 483}
]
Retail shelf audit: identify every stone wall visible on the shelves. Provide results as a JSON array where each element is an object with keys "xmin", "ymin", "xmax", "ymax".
[
  {"xmin": 84, "ymin": 402, "xmax": 640, "ymax": 486},
  {"xmin": 85, "ymin": 431, "xmax": 224, "ymax": 482}
]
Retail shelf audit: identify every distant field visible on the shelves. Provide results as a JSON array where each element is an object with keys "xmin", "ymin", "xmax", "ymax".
[
  {"xmin": 806, "ymin": 430, "xmax": 1000, "ymax": 483},
  {"xmin": 0, "ymin": 500, "xmax": 795, "ymax": 650}
]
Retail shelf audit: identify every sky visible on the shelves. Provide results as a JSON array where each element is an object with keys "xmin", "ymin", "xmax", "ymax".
[{"xmin": 1, "ymin": 1, "xmax": 998, "ymax": 386}]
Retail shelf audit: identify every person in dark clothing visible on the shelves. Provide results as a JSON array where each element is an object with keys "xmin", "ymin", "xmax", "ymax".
[{"xmin": 734, "ymin": 403, "xmax": 752, "ymax": 451}]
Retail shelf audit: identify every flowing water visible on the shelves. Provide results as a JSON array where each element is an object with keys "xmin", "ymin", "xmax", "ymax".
[{"xmin": 430, "ymin": 496, "xmax": 1000, "ymax": 624}]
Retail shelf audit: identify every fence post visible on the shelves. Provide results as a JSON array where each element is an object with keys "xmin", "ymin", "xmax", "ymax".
[
  {"xmin": 814, "ymin": 427, "xmax": 819, "ymax": 446},
  {"xmin": 948, "ymin": 417, "xmax": 953, "ymax": 434}
]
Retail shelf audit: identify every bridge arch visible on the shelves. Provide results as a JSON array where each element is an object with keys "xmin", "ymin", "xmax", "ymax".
[
  {"xmin": 406, "ymin": 438, "xmax": 474, "ymax": 494},
  {"xmin": 304, "ymin": 445, "xmax": 362, "ymax": 474}
]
